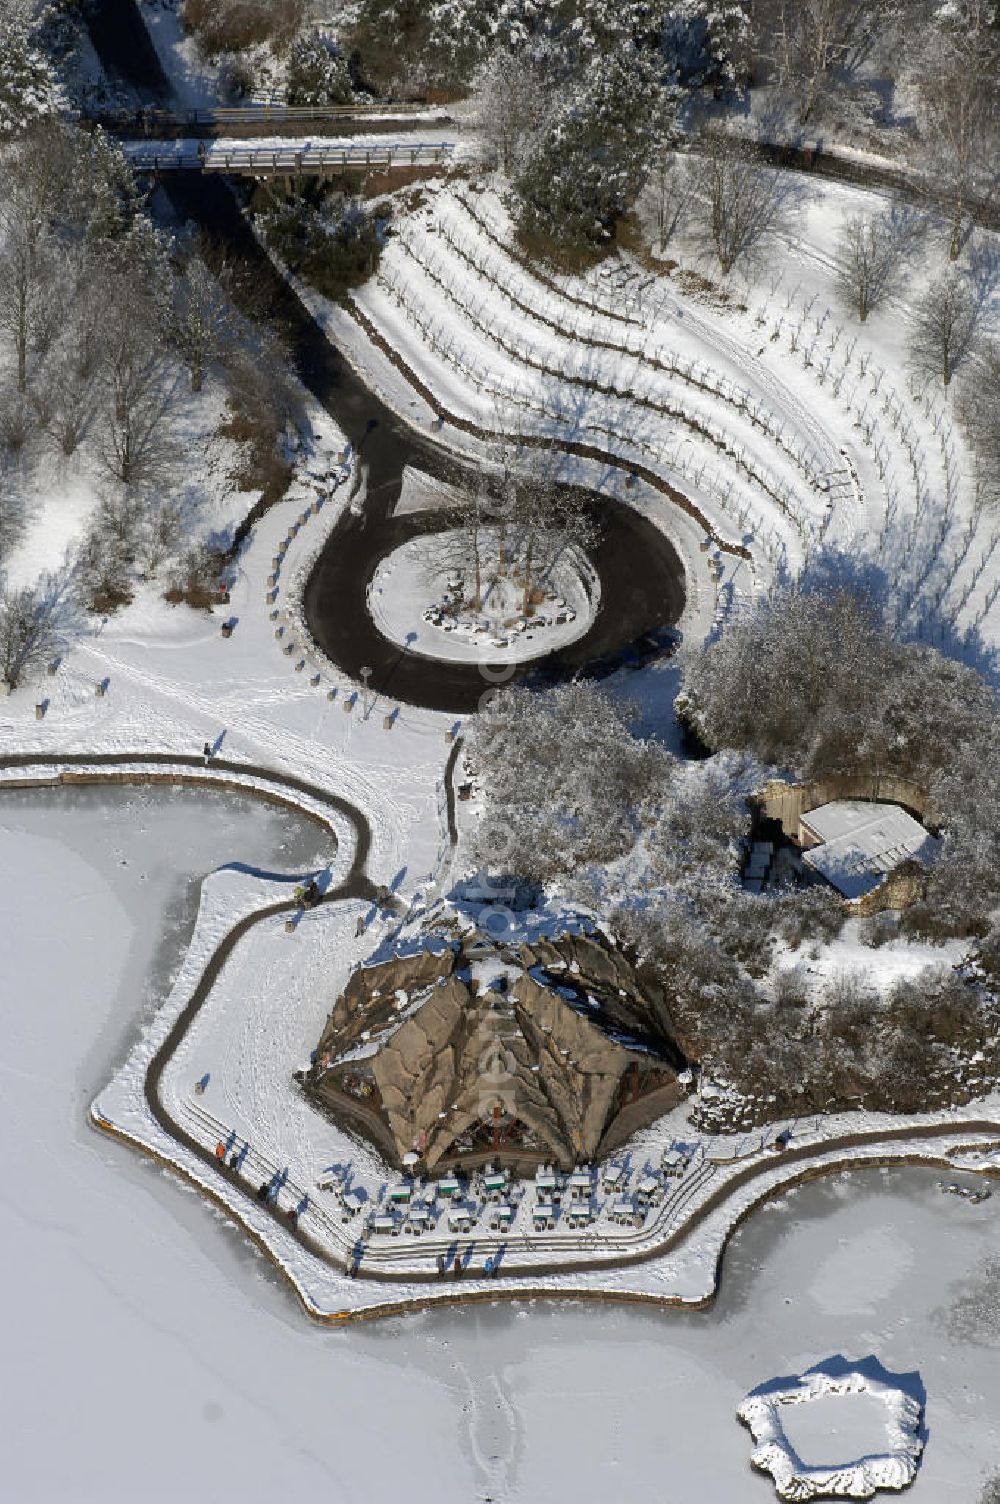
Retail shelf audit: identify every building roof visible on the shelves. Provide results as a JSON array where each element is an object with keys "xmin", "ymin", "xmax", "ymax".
[
  {"xmin": 309, "ymin": 915, "xmax": 684, "ymax": 1173},
  {"xmin": 801, "ymin": 800, "xmax": 938, "ymax": 900}
]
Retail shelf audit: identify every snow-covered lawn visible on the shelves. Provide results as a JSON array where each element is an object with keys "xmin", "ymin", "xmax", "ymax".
[{"xmin": 311, "ymin": 174, "xmax": 999, "ymax": 662}]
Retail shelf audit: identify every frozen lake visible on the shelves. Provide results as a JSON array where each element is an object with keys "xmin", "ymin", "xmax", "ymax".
[{"xmin": 1, "ymin": 788, "xmax": 999, "ymax": 1503}]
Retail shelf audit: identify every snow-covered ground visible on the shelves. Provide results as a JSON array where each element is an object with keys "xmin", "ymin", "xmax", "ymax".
[
  {"xmin": 368, "ymin": 532, "xmax": 597, "ymax": 664},
  {"xmin": 138, "ymin": 0, "xmax": 228, "ymax": 108},
  {"xmin": 4, "ymin": 798, "xmax": 1000, "ymax": 1501},
  {"xmin": 0, "ymin": 408, "xmax": 454, "ymax": 900},
  {"xmin": 1, "ymin": 376, "xmax": 238, "ymax": 593},
  {"xmin": 313, "ymin": 173, "xmax": 1000, "ymax": 665}
]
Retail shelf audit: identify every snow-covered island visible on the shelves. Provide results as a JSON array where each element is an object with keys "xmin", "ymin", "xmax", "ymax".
[{"xmin": 738, "ymin": 1358, "xmax": 925, "ymax": 1501}]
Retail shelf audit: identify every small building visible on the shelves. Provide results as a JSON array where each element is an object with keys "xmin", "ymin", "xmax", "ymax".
[
  {"xmin": 532, "ymin": 1202, "xmax": 557, "ymax": 1230},
  {"xmin": 483, "ymin": 1170, "xmax": 509, "ymax": 1200},
  {"xmin": 405, "ymin": 1205, "xmax": 433, "ymax": 1234},
  {"xmin": 369, "ymin": 1214, "xmax": 399, "ymax": 1237},
  {"xmin": 447, "ymin": 1206, "xmax": 474, "ymax": 1234},
  {"xmin": 340, "ymin": 1190, "xmax": 365, "ymax": 1221},
  {"xmin": 488, "ymin": 1203, "xmax": 514, "ymax": 1231},
  {"xmin": 601, "ymin": 1163, "xmax": 625, "ymax": 1193},
  {"xmin": 388, "ymin": 1183, "xmax": 413, "ymax": 1207},
  {"xmin": 565, "ymin": 1201, "xmax": 595, "ymax": 1229},
  {"xmin": 535, "ymin": 1167, "xmax": 559, "ymax": 1198},
  {"xmin": 800, "ymin": 800, "xmax": 938, "ymax": 902},
  {"xmin": 438, "ymin": 1176, "xmax": 462, "ymax": 1200}
]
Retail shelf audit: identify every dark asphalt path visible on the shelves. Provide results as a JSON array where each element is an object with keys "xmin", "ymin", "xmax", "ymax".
[
  {"xmin": 11, "ymin": 765, "xmax": 998, "ymax": 1308},
  {"xmin": 159, "ymin": 170, "xmax": 686, "ymax": 712},
  {"xmin": 83, "ymin": 0, "xmax": 687, "ymax": 715}
]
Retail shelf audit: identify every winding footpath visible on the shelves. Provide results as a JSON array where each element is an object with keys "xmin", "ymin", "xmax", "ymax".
[
  {"xmin": 11, "ymin": 1, "xmax": 986, "ymax": 1319},
  {"xmin": 83, "ymin": 0, "xmax": 690, "ymax": 716},
  {"xmin": 6, "ymin": 760, "xmax": 1000, "ymax": 1319}
]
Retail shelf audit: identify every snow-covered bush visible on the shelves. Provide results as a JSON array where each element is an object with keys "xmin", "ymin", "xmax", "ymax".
[
  {"xmin": 285, "ymin": 30, "xmax": 353, "ymax": 107},
  {"xmin": 680, "ymin": 582, "xmax": 997, "ymax": 782},
  {"xmin": 909, "ymin": 731, "xmax": 1000, "ymax": 939},
  {"xmin": 75, "ymin": 493, "xmax": 139, "ymax": 613},
  {"xmin": 164, "ymin": 541, "xmax": 225, "ymax": 611},
  {"xmin": 469, "ymin": 680, "xmax": 673, "ymax": 881},
  {"xmin": 0, "ymin": 1, "xmax": 60, "ymax": 140},
  {"xmin": 182, "ymin": 0, "xmax": 304, "ymax": 57},
  {"xmin": 353, "ymin": 0, "xmax": 752, "ymax": 99},
  {"xmin": 256, "ymin": 187, "xmax": 386, "ymax": 301}
]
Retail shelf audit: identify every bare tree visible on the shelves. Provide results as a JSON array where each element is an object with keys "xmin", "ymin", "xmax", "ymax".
[
  {"xmin": 507, "ymin": 464, "xmax": 600, "ymax": 619},
  {"xmin": 30, "ymin": 245, "xmax": 101, "ymax": 455},
  {"xmin": 0, "ymin": 177, "xmax": 53, "ymax": 393},
  {"xmin": 649, "ymin": 148, "xmax": 694, "ymax": 252},
  {"xmin": 757, "ymin": 0, "xmax": 887, "ymax": 123},
  {"xmin": 692, "ymin": 136, "xmax": 789, "ymax": 276},
  {"xmin": 833, "ymin": 204, "xmax": 914, "ymax": 321},
  {"xmin": 169, "ymin": 253, "xmax": 237, "ymax": 393},
  {"xmin": 959, "ymin": 340, "xmax": 1000, "ymax": 496},
  {"xmin": 0, "ymin": 569, "xmax": 70, "ymax": 689},
  {"xmin": 0, "ymin": 489, "xmax": 24, "ymax": 563},
  {"xmin": 912, "ymin": 3, "xmax": 1000, "ymax": 259},
  {"xmin": 473, "ymin": 48, "xmax": 546, "ymax": 178},
  {"xmin": 908, "ymin": 269, "xmax": 978, "ymax": 387},
  {"xmin": 450, "ymin": 478, "xmax": 493, "ymax": 612},
  {"xmin": 94, "ymin": 278, "xmax": 176, "ymax": 487}
]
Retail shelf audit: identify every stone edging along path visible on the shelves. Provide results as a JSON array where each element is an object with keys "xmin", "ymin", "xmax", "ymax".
[
  {"xmin": 5, "ymin": 752, "xmax": 1000, "ymax": 1321},
  {"xmin": 345, "ymin": 300, "xmax": 753, "ymax": 564}
]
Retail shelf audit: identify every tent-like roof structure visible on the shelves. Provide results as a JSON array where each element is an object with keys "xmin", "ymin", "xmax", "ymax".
[
  {"xmin": 306, "ymin": 898, "xmax": 685, "ymax": 1173},
  {"xmin": 801, "ymin": 800, "xmax": 938, "ymax": 900}
]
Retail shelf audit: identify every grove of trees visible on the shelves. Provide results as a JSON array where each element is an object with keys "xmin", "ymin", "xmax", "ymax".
[
  {"xmin": 466, "ymin": 582, "xmax": 1000, "ymax": 1128},
  {"xmin": 0, "ymin": 117, "xmax": 303, "ymax": 633}
]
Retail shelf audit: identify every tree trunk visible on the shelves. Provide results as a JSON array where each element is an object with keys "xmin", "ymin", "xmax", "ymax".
[
  {"xmin": 949, "ymin": 200, "xmax": 964, "ymax": 261},
  {"xmin": 521, "ymin": 535, "xmax": 534, "ymax": 617},
  {"xmin": 16, "ymin": 284, "xmax": 28, "ymax": 394}
]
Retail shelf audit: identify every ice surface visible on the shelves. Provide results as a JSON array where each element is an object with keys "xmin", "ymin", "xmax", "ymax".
[{"xmin": 779, "ymin": 1390, "xmax": 894, "ymax": 1469}]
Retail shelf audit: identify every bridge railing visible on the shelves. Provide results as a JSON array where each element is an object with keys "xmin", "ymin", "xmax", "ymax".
[
  {"xmin": 122, "ymin": 141, "xmax": 455, "ymax": 175},
  {"xmin": 87, "ymin": 102, "xmax": 449, "ymax": 131}
]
